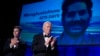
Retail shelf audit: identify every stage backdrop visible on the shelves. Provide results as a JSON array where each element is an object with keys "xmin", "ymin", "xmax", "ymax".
[{"xmin": 20, "ymin": 0, "xmax": 100, "ymax": 45}]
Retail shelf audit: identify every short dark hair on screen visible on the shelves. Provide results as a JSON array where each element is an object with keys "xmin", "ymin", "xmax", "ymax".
[{"xmin": 62, "ymin": 0, "xmax": 93, "ymax": 16}]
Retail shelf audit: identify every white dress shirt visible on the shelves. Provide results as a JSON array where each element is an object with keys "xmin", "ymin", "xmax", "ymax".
[{"xmin": 43, "ymin": 32, "xmax": 54, "ymax": 50}]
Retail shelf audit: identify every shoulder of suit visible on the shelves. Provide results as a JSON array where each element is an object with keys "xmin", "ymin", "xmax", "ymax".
[
  {"xmin": 87, "ymin": 33, "xmax": 100, "ymax": 37},
  {"xmin": 7, "ymin": 38, "xmax": 12, "ymax": 41},
  {"xmin": 34, "ymin": 33, "xmax": 43, "ymax": 39},
  {"xmin": 35, "ymin": 33, "xmax": 43, "ymax": 37},
  {"xmin": 85, "ymin": 33, "xmax": 100, "ymax": 42}
]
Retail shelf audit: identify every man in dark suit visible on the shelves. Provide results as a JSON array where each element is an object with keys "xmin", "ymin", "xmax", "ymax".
[
  {"xmin": 32, "ymin": 21, "xmax": 58, "ymax": 56},
  {"xmin": 3, "ymin": 26, "xmax": 27, "ymax": 56}
]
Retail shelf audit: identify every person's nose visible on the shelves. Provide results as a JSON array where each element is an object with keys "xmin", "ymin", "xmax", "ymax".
[{"xmin": 74, "ymin": 13, "xmax": 81, "ymax": 21}]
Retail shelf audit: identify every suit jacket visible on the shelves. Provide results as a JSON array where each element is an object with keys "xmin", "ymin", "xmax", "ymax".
[
  {"xmin": 0, "ymin": 39, "xmax": 3, "ymax": 56},
  {"xmin": 32, "ymin": 34, "xmax": 58, "ymax": 56},
  {"xmin": 3, "ymin": 38, "xmax": 27, "ymax": 56}
]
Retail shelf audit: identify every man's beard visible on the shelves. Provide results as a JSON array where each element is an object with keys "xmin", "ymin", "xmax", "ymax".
[{"xmin": 63, "ymin": 19, "xmax": 90, "ymax": 38}]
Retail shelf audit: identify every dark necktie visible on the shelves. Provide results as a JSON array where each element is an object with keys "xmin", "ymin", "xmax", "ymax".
[{"xmin": 44, "ymin": 35, "xmax": 50, "ymax": 38}]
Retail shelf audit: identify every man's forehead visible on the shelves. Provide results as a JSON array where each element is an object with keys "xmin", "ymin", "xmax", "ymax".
[
  {"xmin": 67, "ymin": 2, "xmax": 87, "ymax": 12},
  {"xmin": 13, "ymin": 28, "xmax": 20, "ymax": 31}
]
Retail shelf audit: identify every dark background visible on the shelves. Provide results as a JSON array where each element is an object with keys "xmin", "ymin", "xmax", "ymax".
[{"xmin": 0, "ymin": 0, "xmax": 43, "ymax": 54}]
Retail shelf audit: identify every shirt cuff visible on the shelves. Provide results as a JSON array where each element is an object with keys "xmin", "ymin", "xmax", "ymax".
[
  {"xmin": 10, "ymin": 44, "xmax": 13, "ymax": 48},
  {"xmin": 51, "ymin": 47, "xmax": 54, "ymax": 50},
  {"xmin": 46, "ymin": 44, "xmax": 49, "ymax": 47}
]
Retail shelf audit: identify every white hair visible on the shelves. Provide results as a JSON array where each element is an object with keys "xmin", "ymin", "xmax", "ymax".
[{"xmin": 43, "ymin": 21, "xmax": 51, "ymax": 26}]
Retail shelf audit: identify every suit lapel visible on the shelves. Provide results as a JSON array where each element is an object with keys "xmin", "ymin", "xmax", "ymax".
[{"xmin": 40, "ymin": 34, "xmax": 45, "ymax": 44}]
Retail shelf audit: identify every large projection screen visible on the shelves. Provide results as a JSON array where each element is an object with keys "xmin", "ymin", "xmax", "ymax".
[{"xmin": 20, "ymin": 0, "xmax": 100, "ymax": 45}]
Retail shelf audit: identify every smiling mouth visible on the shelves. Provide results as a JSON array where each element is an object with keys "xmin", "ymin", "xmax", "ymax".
[{"xmin": 70, "ymin": 26, "xmax": 82, "ymax": 32}]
